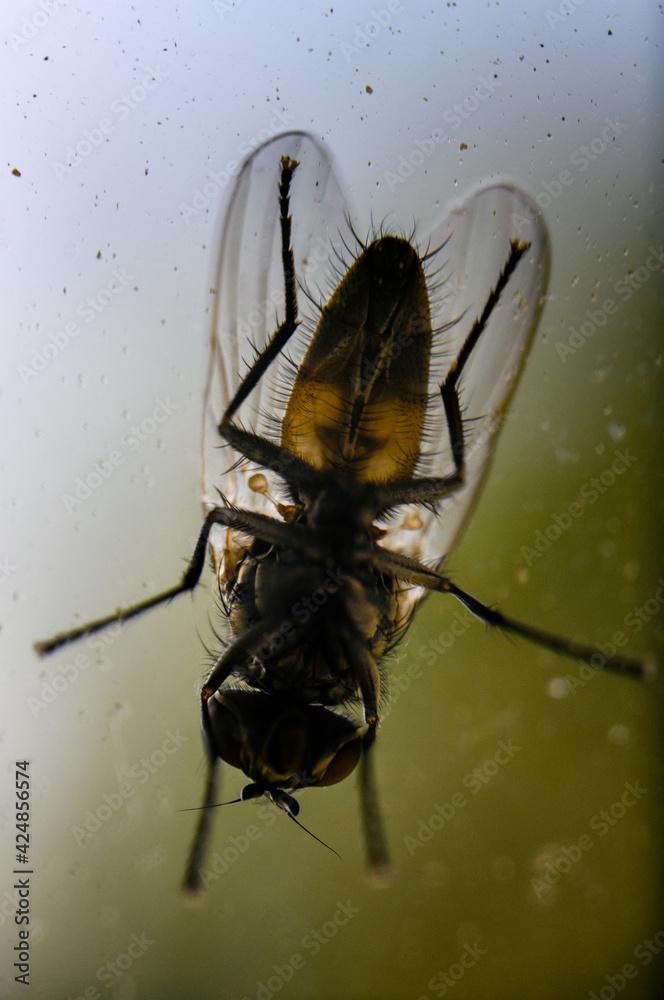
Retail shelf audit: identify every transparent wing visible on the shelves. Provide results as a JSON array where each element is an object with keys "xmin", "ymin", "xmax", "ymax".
[
  {"xmin": 384, "ymin": 183, "xmax": 549, "ymax": 609},
  {"xmin": 202, "ymin": 131, "xmax": 351, "ymax": 585}
]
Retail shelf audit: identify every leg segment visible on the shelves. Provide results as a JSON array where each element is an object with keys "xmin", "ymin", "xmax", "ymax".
[
  {"xmin": 182, "ymin": 754, "xmax": 219, "ymax": 896},
  {"xmin": 35, "ymin": 502, "xmax": 312, "ymax": 656},
  {"xmin": 358, "ymin": 724, "xmax": 391, "ymax": 884},
  {"xmin": 370, "ymin": 472, "xmax": 464, "ymax": 510},
  {"xmin": 222, "ymin": 156, "xmax": 302, "ymax": 423},
  {"xmin": 440, "ymin": 239, "xmax": 530, "ymax": 473},
  {"xmin": 220, "ymin": 422, "xmax": 326, "ymax": 498},
  {"xmin": 371, "ymin": 543, "xmax": 653, "ymax": 679}
]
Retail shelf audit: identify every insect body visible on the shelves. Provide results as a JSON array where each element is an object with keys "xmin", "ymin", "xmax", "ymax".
[{"xmin": 36, "ymin": 132, "xmax": 651, "ymax": 891}]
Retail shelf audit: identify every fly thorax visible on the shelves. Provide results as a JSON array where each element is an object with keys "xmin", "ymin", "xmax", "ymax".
[
  {"xmin": 342, "ymin": 577, "xmax": 387, "ymax": 642},
  {"xmin": 253, "ymin": 552, "xmax": 330, "ymax": 624},
  {"xmin": 306, "ymin": 487, "xmax": 374, "ymax": 551}
]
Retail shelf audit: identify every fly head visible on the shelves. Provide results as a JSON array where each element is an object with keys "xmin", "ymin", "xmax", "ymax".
[{"xmin": 205, "ymin": 688, "xmax": 363, "ymax": 803}]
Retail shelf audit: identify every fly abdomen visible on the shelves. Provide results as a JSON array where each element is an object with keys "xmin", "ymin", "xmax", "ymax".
[{"xmin": 282, "ymin": 235, "xmax": 432, "ymax": 483}]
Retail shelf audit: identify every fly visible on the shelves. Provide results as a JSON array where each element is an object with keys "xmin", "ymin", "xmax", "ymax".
[{"xmin": 35, "ymin": 131, "xmax": 653, "ymax": 892}]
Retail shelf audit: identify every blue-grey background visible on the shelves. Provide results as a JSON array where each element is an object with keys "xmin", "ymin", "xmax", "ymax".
[{"xmin": 1, "ymin": 2, "xmax": 662, "ymax": 998}]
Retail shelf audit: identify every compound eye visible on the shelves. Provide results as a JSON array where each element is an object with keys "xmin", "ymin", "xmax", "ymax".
[
  {"xmin": 213, "ymin": 725, "xmax": 244, "ymax": 771},
  {"xmin": 206, "ymin": 699, "xmax": 245, "ymax": 770},
  {"xmin": 315, "ymin": 738, "xmax": 362, "ymax": 787},
  {"xmin": 240, "ymin": 783, "xmax": 264, "ymax": 801}
]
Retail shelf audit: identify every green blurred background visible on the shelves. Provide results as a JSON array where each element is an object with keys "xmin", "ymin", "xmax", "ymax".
[{"xmin": 2, "ymin": 1, "xmax": 662, "ymax": 998}]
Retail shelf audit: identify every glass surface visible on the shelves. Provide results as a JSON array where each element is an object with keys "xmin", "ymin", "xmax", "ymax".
[{"xmin": 2, "ymin": 2, "xmax": 662, "ymax": 998}]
